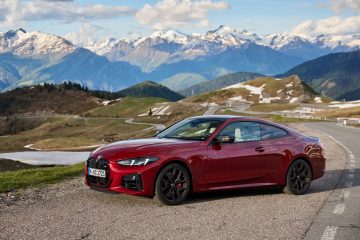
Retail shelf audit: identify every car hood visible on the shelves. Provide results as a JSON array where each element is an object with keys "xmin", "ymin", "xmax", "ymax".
[{"xmin": 90, "ymin": 138, "xmax": 201, "ymax": 160}]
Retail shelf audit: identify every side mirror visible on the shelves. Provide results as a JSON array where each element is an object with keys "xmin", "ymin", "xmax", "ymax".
[{"xmin": 215, "ymin": 135, "xmax": 235, "ymax": 144}]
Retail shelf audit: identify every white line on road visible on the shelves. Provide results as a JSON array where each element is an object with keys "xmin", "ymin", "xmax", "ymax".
[
  {"xmin": 333, "ymin": 203, "xmax": 346, "ymax": 215},
  {"xmin": 349, "ymin": 169, "xmax": 355, "ymax": 173},
  {"xmin": 321, "ymin": 226, "xmax": 338, "ymax": 240},
  {"xmin": 345, "ymin": 182, "xmax": 353, "ymax": 188}
]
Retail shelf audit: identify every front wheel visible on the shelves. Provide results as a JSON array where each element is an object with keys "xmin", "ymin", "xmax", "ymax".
[
  {"xmin": 283, "ymin": 159, "xmax": 312, "ymax": 195},
  {"xmin": 154, "ymin": 163, "xmax": 191, "ymax": 205}
]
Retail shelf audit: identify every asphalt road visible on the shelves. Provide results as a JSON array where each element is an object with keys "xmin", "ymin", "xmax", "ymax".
[
  {"xmin": 303, "ymin": 122, "xmax": 360, "ymax": 240},
  {"xmin": 0, "ymin": 122, "xmax": 357, "ymax": 240}
]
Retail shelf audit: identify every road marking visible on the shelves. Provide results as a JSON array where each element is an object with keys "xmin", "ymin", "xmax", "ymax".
[
  {"xmin": 321, "ymin": 226, "xmax": 338, "ymax": 240},
  {"xmin": 333, "ymin": 203, "xmax": 346, "ymax": 215},
  {"xmin": 349, "ymin": 169, "xmax": 355, "ymax": 173},
  {"xmin": 345, "ymin": 182, "xmax": 353, "ymax": 188},
  {"xmin": 342, "ymin": 190, "xmax": 351, "ymax": 199},
  {"xmin": 347, "ymin": 174, "xmax": 354, "ymax": 179}
]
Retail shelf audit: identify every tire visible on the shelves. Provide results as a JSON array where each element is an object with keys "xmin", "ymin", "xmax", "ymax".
[
  {"xmin": 283, "ymin": 159, "xmax": 312, "ymax": 195},
  {"xmin": 154, "ymin": 163, "xmax": 191, "ymax": 205}
]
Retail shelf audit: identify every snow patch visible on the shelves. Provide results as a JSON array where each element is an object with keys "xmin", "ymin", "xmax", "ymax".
[
  {"xmin": 289, "ymin": 98, "xmax": 298, "ymax": 103},
  {"xmin": 289, "ymin": 97, "xmax": 298, "ymax": 103},
  {"xmin": 224, "ymin": 83, "xmax": 265, "ymax": 95},
  {"xmin": 200, "ymin": 102, "xmax": 219, "ymax": 107},
  {"xmin": 138, "ymin": 105, "xmax": 171, "ymax": 116},
  {"xmin": 287, "ymin": 90, "xmax": 294, "ymax": 95},
  {"xmin": 260, "ymin": 97, "xmax": 280, "ymax": 104},
  {"xmin": 314, "ymin": 97, "xmax": 322, "ymax": 103},
  {"xmin": 102, "ymin": 100, "xmax": 111, "ymax": 106},
  {"xmin": 228, "ymin": 96, "xmax": 245, "ymax": 101}
]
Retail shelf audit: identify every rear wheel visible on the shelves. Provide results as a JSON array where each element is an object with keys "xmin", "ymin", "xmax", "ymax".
[
  {"xmin": 283, "ymin": 159, "xmax": 312, "ymax": 195},
  {"xmin": 154, "ymin": 163, "xmax": 191, "ymax": 205}
]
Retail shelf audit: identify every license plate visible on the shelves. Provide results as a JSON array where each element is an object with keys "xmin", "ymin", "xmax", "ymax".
[{"xmin": 88, "ymin": 168, "xmax": 106, "ymax": 178}]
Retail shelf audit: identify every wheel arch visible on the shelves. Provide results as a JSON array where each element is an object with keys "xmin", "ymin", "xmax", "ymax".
[
  {"xmin": 286, "ymin": 156, "xmax": 314, "ymax": 182},
  {"xmin": 154, "ymin": 159, "xmax": 194, "ymax": 194}
]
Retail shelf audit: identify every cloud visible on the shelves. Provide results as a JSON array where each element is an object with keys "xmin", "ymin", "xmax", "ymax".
[
  {"xmin": 291, "ymin": 15, "xmax": 360, "ymax": 36},
  {"xmin": 291, "ymin": 0, "xmax": 360, "ymax": 36},
  {"xmin": 64, "ymin": 23, "xmax": 112, "ymax": 45},
  {"xmin": 135, "ymin": 0, "xmax": 230, "ymax": 30},
  {"xmin": 0, "ymin": 0, "xmax": 135, "ymax": 27},
  {"xmin": 330, "ymin": 0, "xmax": 360, "ymax": 13}
]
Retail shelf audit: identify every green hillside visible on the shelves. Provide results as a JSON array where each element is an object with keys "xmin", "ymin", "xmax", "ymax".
[
  {"xmin": 180, "ymin": 72, "xmax": 263, "ymax": 97},
  {"xmin": 160, "ymin": 73, "xmax": 207, "ymax": 91},
  {"xmin": 280, "ymin": 51, "xmax": 360, "ymax": 100},
  {"xmin": 116, "ymin": 81, "xmax": 184, "ymax": 101}
]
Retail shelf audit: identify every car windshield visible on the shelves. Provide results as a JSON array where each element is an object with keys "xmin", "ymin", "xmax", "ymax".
[{"xmin": 157, "ymin": 118, "xmax": 224, "ymax": 141}]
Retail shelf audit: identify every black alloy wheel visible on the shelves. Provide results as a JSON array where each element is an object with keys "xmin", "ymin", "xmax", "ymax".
[
  {"xmin": 284, "ymin": 159, "xmax": 312, "ymax": 195},
  {"xmin": 155, "ymin": 163, "xmax": 191, "ymax": 205}
]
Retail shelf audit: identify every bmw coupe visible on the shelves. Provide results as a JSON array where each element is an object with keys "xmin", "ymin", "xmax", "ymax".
[{"xmin": 84, "ymin": 115, "xmax": 326, "ymax": 205}]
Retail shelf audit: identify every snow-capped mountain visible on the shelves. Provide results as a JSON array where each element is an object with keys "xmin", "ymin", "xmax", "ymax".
[
  {"xmin": 78, "ymin": 38, "xmax": 119, "ymax": 56},
  {"xmin": 1, "ymin": 26, "xmax": 359, "ymax": 97},
  {"xmin": 79, "ymin": 25, "xmax": 359, "ymax": 72},
  {"xmin": 0, "ymin": 29, "xmax": 75, "ymax": 58}
]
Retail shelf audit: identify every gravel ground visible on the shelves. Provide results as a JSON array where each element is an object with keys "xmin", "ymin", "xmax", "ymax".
[{"xmin": 0, "ymin": 123, "xmax": 346, "ymax": 240}]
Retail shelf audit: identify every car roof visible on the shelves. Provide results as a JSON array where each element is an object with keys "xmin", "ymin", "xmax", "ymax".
[
  {"xmin": 189, "ymin": 115, "xmax": 255, "ymax": 121},
  {"xmin": 189, "ymin": 115, "xmax": 293, "ymax": 131}
]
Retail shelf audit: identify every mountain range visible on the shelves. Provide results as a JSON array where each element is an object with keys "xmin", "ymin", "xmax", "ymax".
[
  {"xmin": 0, "ymin": 26, "xmax": 359, "ymax": 99},
  {"xmin": 280, "ymin": 51, "xmax": 360, "ymax": 100}
]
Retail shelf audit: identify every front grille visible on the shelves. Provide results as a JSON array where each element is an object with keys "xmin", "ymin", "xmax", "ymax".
[
  {"xmin": 121, "ymin": 174, "xmax": 143, "ymax": 191},
  {"xmin": 87, "ymin": 157, "xmax": 111, "ymax": 188}
]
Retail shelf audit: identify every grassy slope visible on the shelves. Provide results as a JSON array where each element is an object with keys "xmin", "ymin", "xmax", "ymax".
[
  {"xmin": 314, "ymin": 106, "xmax": 360, "ymax": 118},
  {"xmin": 85, "ymin": 97, "xmax": 167, "ymax": 118},
  {"xmin": 249, "ymin": 103, "xmax": 300, "ymax": 112},
  {"xmin": 180, "ymin": 72, "xmax": 263, "ymax": 96},
  {"xmin": 0, "ymin": 163, "xmax": 83, "ymax": 192},
  {"xmin": 0, "ymin": 117, "xmax": 152, "ymax": 152},
  {"xmin": 218, "ymin": 109, "xmax": 323, "ymax": 123},
  {"xmin": 185, "ymin": 76, "xmax": 322, "ymax": 105},
  {"xmin": 0, "ymin": 85, "xmax": 101, "ymax": 116}
]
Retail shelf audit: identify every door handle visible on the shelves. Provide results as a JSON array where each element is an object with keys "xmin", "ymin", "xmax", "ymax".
[{"xmin": 255, "ymin": 147, "xmax": 265, "ymax": 152}]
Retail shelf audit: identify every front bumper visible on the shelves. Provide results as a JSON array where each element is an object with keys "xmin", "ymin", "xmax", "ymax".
[{"xmin": 84, "ymin": 158, "xmax": 159, "ymax": 196}]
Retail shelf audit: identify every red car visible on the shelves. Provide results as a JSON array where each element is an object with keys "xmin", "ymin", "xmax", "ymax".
[{"xmin": 85, "ymin": 115, "xmax": 326, "ymax": 205}]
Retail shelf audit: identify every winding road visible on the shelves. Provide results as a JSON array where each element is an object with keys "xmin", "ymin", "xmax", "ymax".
[
  {"xmin": 303, "ymin": 122, "xmax": 360, "ymax": 240},
  {"xmin": 0, "ymin": 122, "xmax": 359, "ymax": 239}
]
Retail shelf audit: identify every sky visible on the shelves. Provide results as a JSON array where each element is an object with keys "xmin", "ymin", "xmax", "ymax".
[{"xmin": 0, "ymin": 0, "xmax": 359, "ymax": 43}]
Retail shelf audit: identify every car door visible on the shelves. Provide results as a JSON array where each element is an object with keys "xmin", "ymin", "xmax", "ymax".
[
  {"xmin": 204, "ymin": 121, "xmax": 270, "ymax": 186},
  {"xmin": 259, "ymin": 123, "xmax": 290, "ymax": 183}
]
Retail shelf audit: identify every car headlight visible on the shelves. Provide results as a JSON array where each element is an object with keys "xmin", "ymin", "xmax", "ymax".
[{"xmin": 117, "ymin": 157, "xmax": 160, "ymax": 166}]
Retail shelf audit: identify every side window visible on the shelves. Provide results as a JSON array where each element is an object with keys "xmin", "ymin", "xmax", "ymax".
[
  {"xmin": 260, "ymin": 124, "xmax": 288, "ymax": 140},
  {"xmin": 218, "ymin": 122, "xmax": 261, "ymax": 142}
]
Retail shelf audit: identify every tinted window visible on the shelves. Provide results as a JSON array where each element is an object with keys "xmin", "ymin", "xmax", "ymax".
[
  {"xmin": 260, "ymin": 124, "xmax": 288, "ymax": 140},
  {"xmin": 218, "ymin": 122, "xmax": 261, "ymax": 142},
  {"xmin": 157, "ymin": 118, "xmax": 224, "ymax": 141}
]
